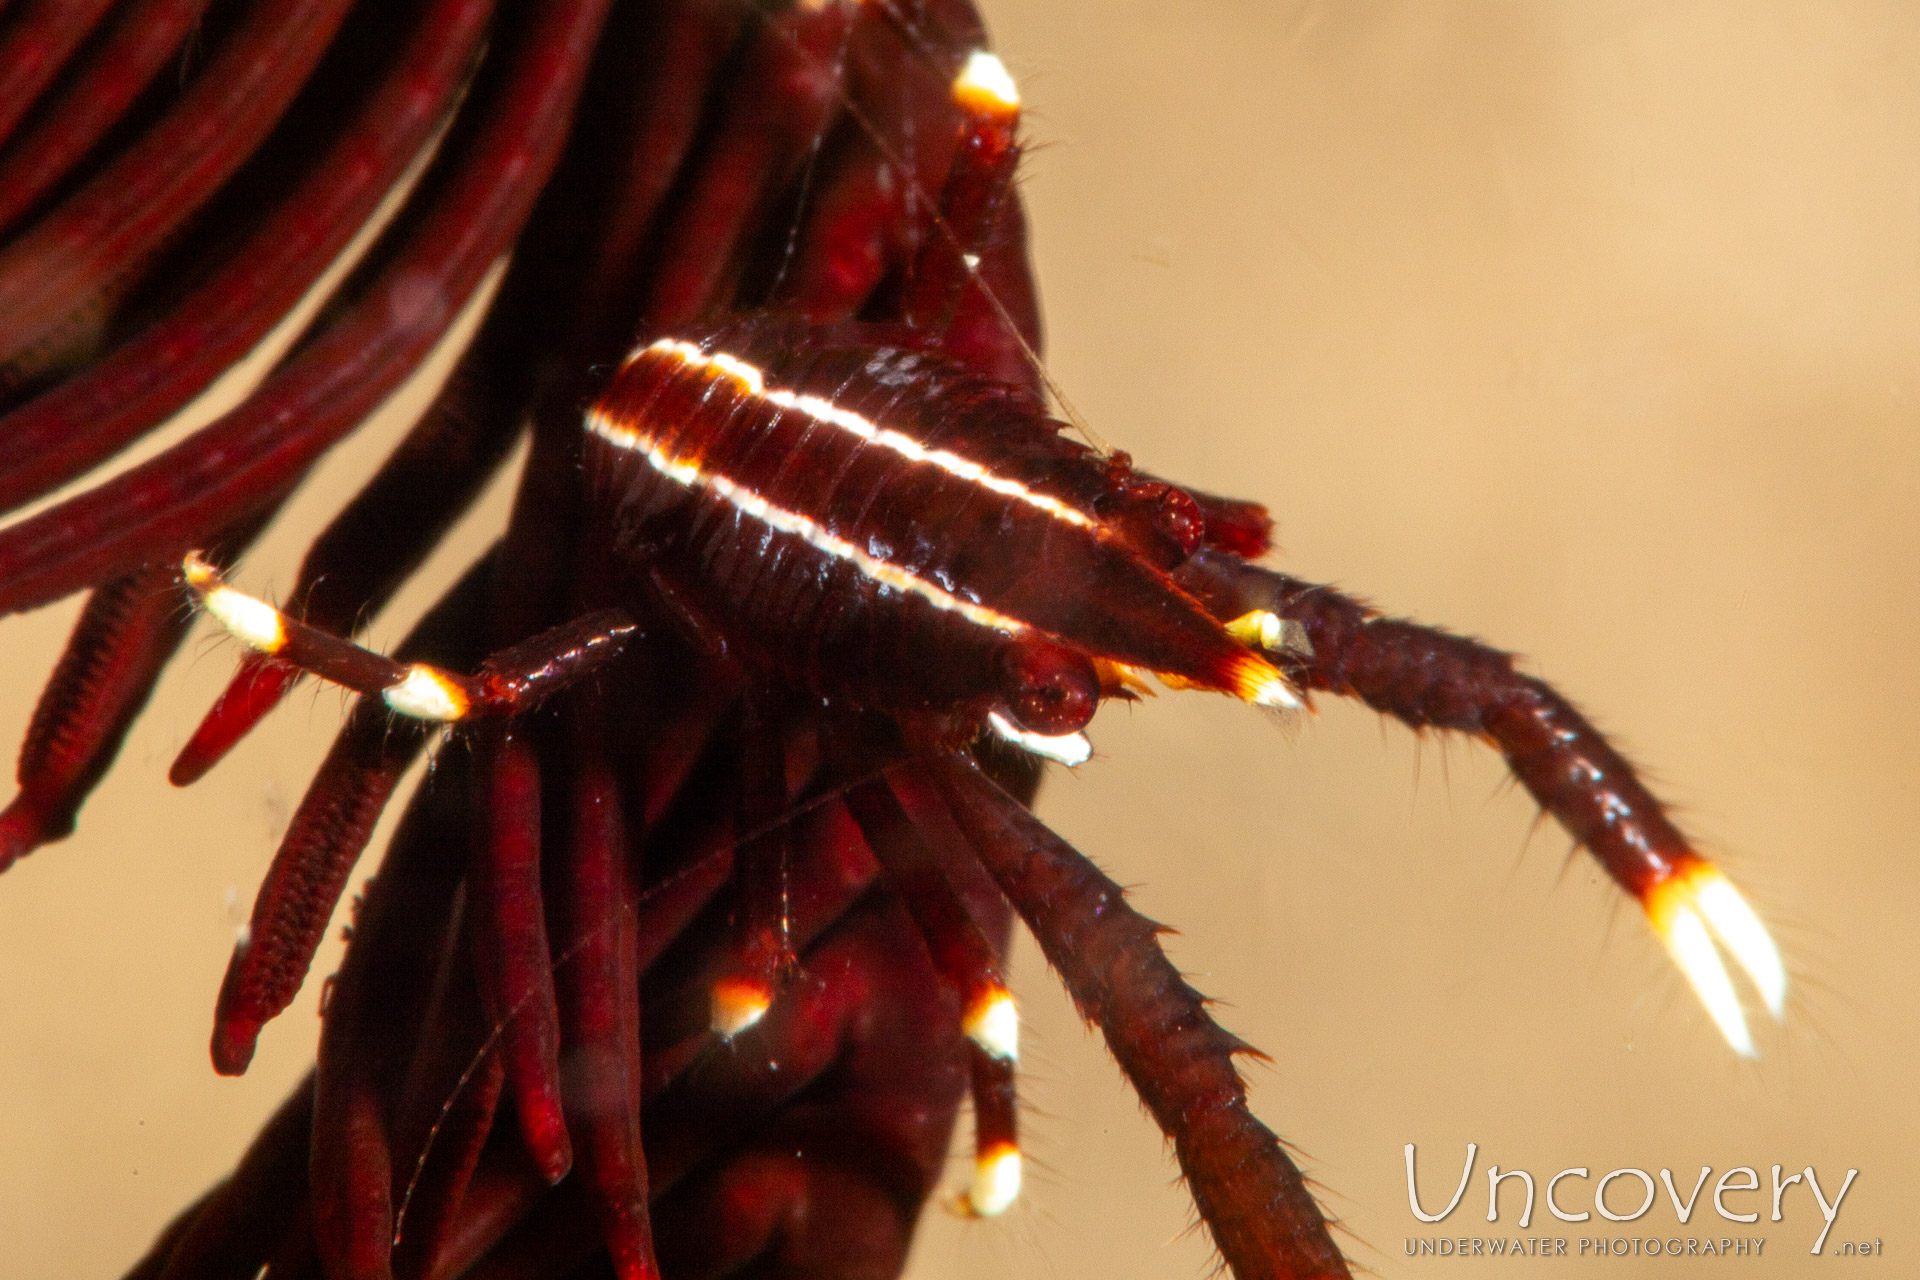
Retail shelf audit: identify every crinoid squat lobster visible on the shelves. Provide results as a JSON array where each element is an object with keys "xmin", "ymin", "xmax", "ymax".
[{"xmin": 0, "ymin": 2, "xmax": 1786, "ymax": 1278}]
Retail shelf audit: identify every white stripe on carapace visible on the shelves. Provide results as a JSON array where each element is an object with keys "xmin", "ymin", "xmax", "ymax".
[
  {"xmin": 588, "ymin": 409, "xmax": 1032, "ymax": 637},
  {"xmin": 639, "ymin": 338, "xmax": 1095, "ymax": 530}
]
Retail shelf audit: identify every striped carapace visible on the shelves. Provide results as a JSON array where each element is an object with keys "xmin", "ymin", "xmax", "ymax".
[
  {"xmin": 0, "ymin": 3, "xmax": 1796, "ymax": 1279},
  {"xmin": 582, "ymin": 323, "xmax": 1298, "ymax": 732}
]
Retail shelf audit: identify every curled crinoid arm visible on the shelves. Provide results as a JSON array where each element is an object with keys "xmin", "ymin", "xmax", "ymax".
[
  {"xmin": 169, "ymin": 197, "xmax": 540, "ymax": 785},
  {"xmin": 0, "ymin": 509, "xmax": 277, "ymax": 870},
  {"xmin": 0, "ymin": 0, "xmax": 215, "ymax": 236},
  {"xmin": 0, "ymin": 0, "xmax": 493, "ymax": 518},
  {"xmin": 1178, "ymin": 549, "xmax": 1787, "ymax": 1054},
  {"xmin": 468, "ymin": 724, "xmax": 573, "ymax": 1185},
  {"xmin": 0, "ymin": 0, "xmax": 359, "ymax": 384},
  {"xmin": 0, "ymin": 0, "xmax": 118, "ymax": 155},
  {"xmin": 310, "ymin": 752, "xmax": 469, "ymax": 1280},
  {"xmin": 639, "ymin": 0, "xmax": 861, "ymax": 329},
  {"xmin": 386, "ymin": 894, "xmax": 506, "ymax": 1280},
  {"xmin": 554, "ymin": 696, "xmax": 657, "ymax": 1280},
  {"xmin": 0, "ymin": 562, "xmax": 193, "ymax": 872},
  {"xmin": 0, "ymin": 0, "xmax": 609, "ymax": 615}
]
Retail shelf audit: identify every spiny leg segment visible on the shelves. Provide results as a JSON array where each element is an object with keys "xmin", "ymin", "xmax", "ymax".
[
  {"xmin": 1178, "ymin": 549, "xmax": 1787, "ymax": 1055},
  {"xmin": 182, "ymin": 553, "xmax": 636, "ymax": 726},
  {"xmin": 920, "ymin": 755, "xmax": 1354, "ymax": 1280}
]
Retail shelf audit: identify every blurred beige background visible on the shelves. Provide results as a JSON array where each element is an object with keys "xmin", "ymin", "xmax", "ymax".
[{"xmin": 1, "ymin": 1, "xmax": 1916, "ymax": 1276}]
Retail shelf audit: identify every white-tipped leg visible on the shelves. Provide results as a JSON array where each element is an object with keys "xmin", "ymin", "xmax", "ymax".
[
  {"xmin": 1690, "ymin": 866, "xmax": 1787, "ymax": 1020},
  {"xmin": 962, "ymin": 982, "xmax": 1019, "ymax": 1063},
  {"xmin": 709, "ymin": 975, "xmax": 772, "ymax": 1040},
  {"xmin": 1225, "ymin": 650, "xmax": 1303, "ymax": 711},
  {"xmin": 986, "ymin": 711, "xmax": 1091, "ymax": 768},
  {"xmin": 1645, "ymin": 860, "xmax": 1786, "ymax": 1055},
  {"xmin": 382, "ymin": 664, "xmax": 472, "ymax": 721},
  {"xmin": 965, "ymin": 1141, "xmax": 1022, "ymax": 1218},
  {"xmin": 953, "ymin": 50, "xmax": 1020, "ymax": 115},
  {"xmin": 1655, "ymin": 901, "xmax": 1755, "ymax": 1057},
  {"xmin": 182, "ymin": 552, "xmax": 481, "ymax": 722},
  {"xmin": 182, "ymin": 553, "xmax": 288, "ymax": 655}
]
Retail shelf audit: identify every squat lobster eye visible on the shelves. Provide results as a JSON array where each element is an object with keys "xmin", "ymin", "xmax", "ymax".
[{"xmin": 999, "ymin": 637, "xmax": 1099, "ymax": 736}]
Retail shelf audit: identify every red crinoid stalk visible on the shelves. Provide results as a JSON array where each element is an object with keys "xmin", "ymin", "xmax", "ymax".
[{"xmin": 0, "ymin": 4, "xmax": 1802, "ymax": 1280}]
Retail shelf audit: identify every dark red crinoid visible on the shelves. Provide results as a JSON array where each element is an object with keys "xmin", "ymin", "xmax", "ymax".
[{"xmin": 0, "ymin": 3, "xmax": 1787, "ymax": 1279}]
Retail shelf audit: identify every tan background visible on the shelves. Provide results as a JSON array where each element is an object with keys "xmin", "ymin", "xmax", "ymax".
[{"xmin": 0, "ymin": 1, "xmax": 1915, "ymax": 1276}]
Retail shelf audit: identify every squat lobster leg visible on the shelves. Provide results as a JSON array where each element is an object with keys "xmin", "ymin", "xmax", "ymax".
[
  {"xmin": 708, "ymin": 708, "xmax": 796, "ymax": 1041},
  {"xmin": 834, "ymin": 763, "xmax": 1025, "ymax": 1217},
  {"xmin": 921, "ymin": 754, "xmax": 1354, "ymax": 1280},
  {"xmin": 181, "ymin": 553, "xmax": 637, "ymax": 725},
  {"xmin": 1177, "ymin": 549, "xmax": 1786, "ymax": 1054}
]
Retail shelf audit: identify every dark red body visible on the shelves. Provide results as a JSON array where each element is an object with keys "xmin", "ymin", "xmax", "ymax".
[
  {"xmin": 0, "ymin": 3, "xmax": 1750, "ymax": 1279},
  {"xmin": 585, "ymin": 318, "xmax": 1281, "ymax": 731}
]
